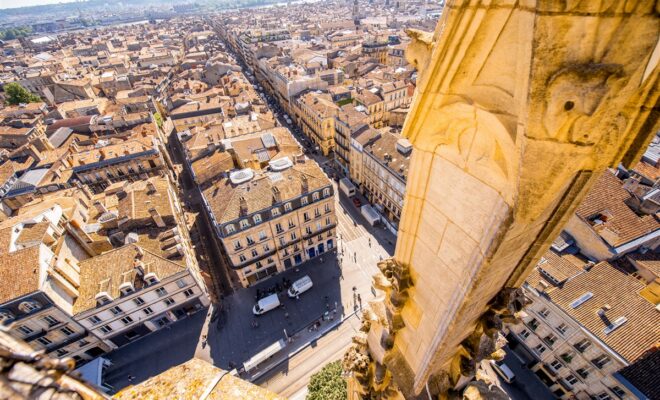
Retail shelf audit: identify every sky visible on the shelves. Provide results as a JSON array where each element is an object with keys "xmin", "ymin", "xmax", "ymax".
[{"xmin": 0, "ymin": 0, "xmax": 79, "ymax": 10}]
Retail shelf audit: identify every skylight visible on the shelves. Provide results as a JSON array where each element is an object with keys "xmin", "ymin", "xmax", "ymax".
[
  {"xmin": 570, "ymin": 292, "xmax": 593, "ymax": 309},
  {"xmin": 604, "ymin": 316, "xmax": 628, "ymax": 335}
]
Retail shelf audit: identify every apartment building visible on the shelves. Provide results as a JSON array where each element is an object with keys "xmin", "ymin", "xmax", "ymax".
[
  {"xmin": 74, "ymin": 243, "xmax": 209, "ymax": 348},
  {"xmin": 509, "ymin": 251, "xmax": 659, "ymax": 400},
  {"xmin": 292, "ymin": 91, "xmax": 338, "ymax": 156},
  {"xmin": 350, "ymin": 129, "xmax": 410, "ymax": 226},
  {"xmin": 334, "ymin": 104, "xmax": 368, "ymax": 175},
  {"xmin": 190, "ymin": 129, "xmax": 336, "ymax": 287},
  {"xmin": 0, "ymin": 203, "xmax": 111, "ymax": 365},
  {"xmin": 564, "ymin": 170, "xmax": 660, "ymax": 261}
]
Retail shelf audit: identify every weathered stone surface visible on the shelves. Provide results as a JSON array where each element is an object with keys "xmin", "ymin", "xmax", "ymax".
[{"xmin": 346, "ymin": 0, "xmax": 660, "ymax": 398}]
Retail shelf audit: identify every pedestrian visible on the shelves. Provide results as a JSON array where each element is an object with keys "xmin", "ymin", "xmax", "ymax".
[{"xmin": 369, "ymin": 238, "xmax": 371, "ymax": 247}]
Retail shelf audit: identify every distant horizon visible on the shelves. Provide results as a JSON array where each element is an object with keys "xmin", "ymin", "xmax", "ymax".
[{"xmin": 0, "ymin": 0, "xmax": 80, "ymax": 10}]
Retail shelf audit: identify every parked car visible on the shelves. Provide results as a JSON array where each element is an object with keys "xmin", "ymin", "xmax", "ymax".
[
  {"xmin": 287, "ymin": 275, "xmax": 313, "ymax": 298},
  {"xmin": 352, "ymin": 198, "xmax": 362, "ymax": 207},
  {"xmin": 490, "ymin": 360, "xmax": 516, "ymax": 384},
  {"xmin": 253, "ymin": 293, "xmax": 280, "ymax": 315}
]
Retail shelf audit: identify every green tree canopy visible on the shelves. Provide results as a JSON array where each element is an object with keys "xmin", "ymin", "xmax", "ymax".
[
  {"xmin": 4, "ymin": 82, "xmax": 41, "ymax": 106},
  {"xmin": 307, "ymin": 361, "xmax": 347, "ymax": 400}
]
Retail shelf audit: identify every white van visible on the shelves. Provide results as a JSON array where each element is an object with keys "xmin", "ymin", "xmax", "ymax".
[
  {"xmin": 288, "ymin": 275, "xmax": 313, "ymax": 298},
  {"xmin": 252, "ymin": 293, "xmax": 281, "ymax": 315},
  {"xmin": 490, "ymin": 359, "xmax": 516, "ymax": 384}
]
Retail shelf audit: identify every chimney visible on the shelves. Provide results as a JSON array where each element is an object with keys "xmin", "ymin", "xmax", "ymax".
[
  {"xmin": 93, "ymin": 200, "xmax": 107, "ymax": 214},
  {"xmin": 146, "ymin": 181, "xmax": 157, "ymax": 194},
  {"xmin": 272, "ymin": 186, "xmax": 281, "ymax": 204},
  {"xmin": 301, "ymin": 175, "xmax": 308, "ymax": 193},
  {"xmin": 149, "ymin": 207, "xmax": 166, "ymax": 228},
  {"xmin": 597, "ymin": 304, "xmax": 612, "ymax": 316},
  {"xmin": 239, "ymin": 196, "xmax": 248, "ymax": 216}
]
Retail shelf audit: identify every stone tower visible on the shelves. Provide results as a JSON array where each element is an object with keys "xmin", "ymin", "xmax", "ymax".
[
  {"xmin": 344, "ymin": 1, "xmax": 660, "ymax": 398},
  {"xmin": 353, "ymin": 0, "xmax": 360, "ymax": 23}
]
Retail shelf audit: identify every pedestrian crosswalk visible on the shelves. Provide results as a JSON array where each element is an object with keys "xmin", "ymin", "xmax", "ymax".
[{"xmin": 335, "ymin": 199, "xmax": 368, "ymax": 242}]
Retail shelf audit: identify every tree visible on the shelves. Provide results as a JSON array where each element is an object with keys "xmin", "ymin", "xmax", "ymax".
[
  {"xmin": 4, "ymin": 83, "xmax": 41, "ymax": 105},
  {"xmin": 306, "ymin": 361, "xmax": 347, "ymax": 400}
]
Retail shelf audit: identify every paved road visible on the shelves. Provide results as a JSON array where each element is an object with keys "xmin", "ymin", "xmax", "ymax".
[{"xmin": 255, "ymin": 314, "xmax": 361, "ymax": 397}]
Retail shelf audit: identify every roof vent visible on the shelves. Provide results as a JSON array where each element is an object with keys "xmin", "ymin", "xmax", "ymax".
[
  {"xmin": 269, "ymin": 157, "xmax": 293, "ymax": 171},
  {"xmin": 603, "ymin": 316, "xmax": 628, "ymax": 335}
]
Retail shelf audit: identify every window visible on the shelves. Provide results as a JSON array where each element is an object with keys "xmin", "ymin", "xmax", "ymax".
[
  {"xmin": 60, "ymin": 326, "xmax": 75, "ymax": 336},
  {"xmin": 43, "ymin": 315, "xmax": 60, "ymax": 327},
  {"xmin": 239, "ymin": 254, "xmax": 247, "ymax": 262},
  {"xmin": 576, "ymin": 367, "xmax": 589, "ymax": 379},
  {"xmin": 78, "ymin": 339, "xmax": 89, "ymax": 347},
  {"xmin": 564, "ymin": 374, "xmax": 578, "ymax": 386},
  {"xmin": 19, "ymin": 301, "xmax": 41, "ymax": 313},
  {"xmin": 225, "ymin": 224, "xmax": 235, "ymax": 234},
  {"xmin": 560, "ymin": 352, "xmax": 574, "ymax": 363},
  {"xmin": 291, "ymin": 232, "xmax": 297, "ymax": 240},
  {"xmin": 253, "ymin": 214, "xmax": 262, "ymax": 224},
  {"xmin": 315, "ymin": 208, "xmax": 321, "ymax": 217},
  {"xmin": 610, "ymin": 386, "xmax": 626, "ymax": 398},
  {"xmin": 164, "ymin": 297, "xmax": 175, "ymax": 306},
  {"xmin": 301, "ymin": 197, "xmax": 308, "ymax": 205},
  {"xmin": 88, "ymin": 316, "xmax": 102, "ymax": 325},
  {"xmin": 233, "ymin": 240, "xmax": 242, "ymax": 250},
  {"xmin": 37, "ymin": 337, "xmax": 52, "ymax": 346},
  {"xmin": 258, "ymin": 231, "xmax": 267, "ymax": 240},
  {"xmin": 109, "ymin": 306, "xmax": 123, "ymax": 315},
  {"xmin": 176, "ymin": 279, "xmax": 187, "ymax": 289},
  {"xmin": 17, "ymin": 325, "xmax": 33, "ymax": 335},
  {"xmin": 323, "ymin": 188, "xmax": 330, "ymax": 197},
  {"xmin": 256, "ymin": 261, "xmax": 263, "ymax": 269},
  {"xmin": 533, "ymin": 344, "xmax": 546, "ymax": 355},
  {"xmin": 246, "ymin": 236, "xmax": 255, "ymax": 245},
  {"xmin": 556, "ymin": 323, "xmax": 568, "ymax": 335},
  {"xmin": 550, "ymin": 360, "xmax": 562, "ymax": 371},
  {"xmin": 271, "ymin": 208, "xmax": 280, "ymax": 217},
  {"xmin": 251, "ymin": 249, "xmax": 258, "ymax": 257},
  {"xmin": 543, "ymin": 334, "xmax": 557, "ymax": 347},
  {"xmin": 592, "ymin": 355, "xmax": 611, "ymax": 369},
  {"xmin": 304, "ymin": 212, "xmax": 310, "ymax": 222},
  {"xmin": 120, "ymin": 316, "xmax": 134, "ymax": 324},
  {"xmin": 325, "ymin": 204, "xmax": 331, "ymax": 213},
  {"xmin": 279, "ymin": 237, "xmax": 286, "ymax": 246},
  {"xmin": 184, "ymin": 288, "xmax": 194, "ymax": 297},
  {"xmin": 326, "ymin": 217, "xmax": 331, "ymax": 226},
  {"xmin": 305, "ymin": 226, "xmax": 312, "ymax": 235},
  {"xmin": 284, "ymin": 203, "xmax": 292, "ymax": 211},
  {"xmin": 99, "ymin": 325, "xmax": 113, "ymax": 334},
  {"xmin": 143, "ymin": 307, "xmax": 154, "ymax": 315},
  {"xmin": 596, "ymin": 394, "xmax": 612, "ymax": 400},
  {"xmin": 539, "ymin": 308, "xmax": 550, "ymax": 319},
  {"xmin": 574, "ymin": 339, "xmax": 591, "ymax": 353},
  {"xmin": 56, "ymin": 349, "xmax": 69, "ymax": 357},
  {"xmin": 134, "ymin": 297, "xmax": 145, "ymax": 306},
  {"xmin": 263, "ymin": 244, "xmax": 270, "ymax": 252},
  {"xmin": 312, "ymin": 192, "xmax": 319, "ymax": 201},
  {"xmin": 527, "ymin": 318, "xmax": 539, "ymax": 331},
  {"xmin": 155, "ymin": 287, "xmax": 167, "ymax": 297},
  {"xmin": 518, "ymin": 329, "xmax": 530, "ymax": 339},
  {"xmin": 276, "ymin": 223, "xmax": 283, "ymax": 233}
]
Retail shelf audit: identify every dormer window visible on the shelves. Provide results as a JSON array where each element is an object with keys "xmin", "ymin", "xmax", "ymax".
[
  {"xmin": 301, "ymin": 196, "xmax": 308, "ymax": 205},
  {"xmin": 18, "ymin": 300, "xmax": 41, "ymax": 313},
  {"xmin": 253, "ymin": 214, "xmax": 262, "ymax": 224},
  {"xmin": 119, "ymin": 282, "xmax": 135, "ymax": 296},
  {"xmin": 271, "ymin": 208, "xmax": 280, "ymax": 217},
  {"xmin": 0, "ymin": 309, "xmax": 15, "ymax": 324},
  {"xmin": 144, "ymin": 272, "xmax": 159, "ymax": 285},
  {"xmin": 312, "ymin": 192, "xmax": 319, "ymax": 201},
  {"xmin": 95, "ymin": 292, "xmax": 114, "ymax": 306},
  {"xmin": 225, "ymin": 224, "xmax": 236, "ymax": 234},
  {"xmin": 323, "ymin": 188, "xmax": 330, "ymax": 197},
  {"xmin": 284, "ymin": 203, "xmax": 292, "ymax": 212},
  {"xmin": 240, "ymin": 219, "xmax": 250, "ymax": 229}
]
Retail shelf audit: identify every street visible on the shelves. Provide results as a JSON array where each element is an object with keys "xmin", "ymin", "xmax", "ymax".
[{"xmin": 102, "ymin": 159, "xmax": 395, "ymax": 393}]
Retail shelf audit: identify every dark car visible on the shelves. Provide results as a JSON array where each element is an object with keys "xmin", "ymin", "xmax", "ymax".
[{"xmin": 352, "ymin": 198, "xmax": 362, "ymax": 207}]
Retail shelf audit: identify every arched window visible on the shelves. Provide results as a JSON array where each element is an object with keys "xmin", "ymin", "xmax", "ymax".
[{"xmin": 18, "ymin": 300, "xmax": 41, "ymax": 314}]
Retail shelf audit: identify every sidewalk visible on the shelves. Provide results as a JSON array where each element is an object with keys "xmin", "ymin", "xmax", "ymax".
[{"xmin": 242, "ymin": 309, "xmax": 360, "ymax": 382}]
